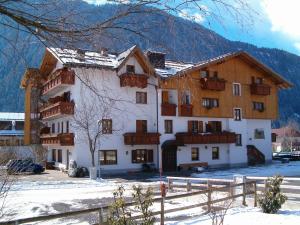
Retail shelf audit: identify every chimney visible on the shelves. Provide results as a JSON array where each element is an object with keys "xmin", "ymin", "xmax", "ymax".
[
  {"xmin": 146, "ymin": 51, "xmax": 166, "ymax": 69},
  {"xmin": 101, "ymin": 47, "xmax": 109, "ymax": 56}
]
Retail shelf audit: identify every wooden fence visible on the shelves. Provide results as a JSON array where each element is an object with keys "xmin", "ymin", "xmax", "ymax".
[{"xmin": 1, "ymin": 176, "xmax": 258, "ymax": 225}]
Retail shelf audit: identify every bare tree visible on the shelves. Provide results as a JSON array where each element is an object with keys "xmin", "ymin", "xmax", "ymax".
[
  {"xmin": 208, "ymin": 192, "xmax": 233, "ymax": 225},
  {"xmin": 281, "ymin": 119, "xmax": 300, "ymax": 152}
]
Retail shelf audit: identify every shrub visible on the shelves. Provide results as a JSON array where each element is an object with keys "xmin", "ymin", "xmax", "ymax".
[{"xmin": 258, "ymin": 175, "xmax": 287, "ymax": 214}]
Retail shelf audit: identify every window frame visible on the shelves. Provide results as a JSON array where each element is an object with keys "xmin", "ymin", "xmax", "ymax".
[
  {"xmin": 232, "ymin": 83, "xmax": 241, "ymax": 96},
  {"xmin": 99, "ymin": 150, "xmax": 118, "ymax": 165},
  {"xmin": 254, "ymin": 129, "xmax": 265, "ymax": 139},
  {"xmin": 136, "ymin": 120, "xmax": 147, "ymax": 133},
  {"xmin": 233, "ymin": 108, "xmax": 242, "ymax": 121},
  {"xmin": 102, "ymin": 119, "xmax": 112, "ymax": 134},
  {"xmin": 202, "ymin": 98, "xmax": 219, "ymax": 109},
  {"xmin": 126, "ymin": 65, "xmax": 135, "ymax": 73},
  {"xmin": 212, "ymin": 147, "xmax": 220, "ymax": 160},
  {"xmin": 236, "ymin": 134, "xmax": 242, "ymax": 146},
  {"xmin": 164, "ymin": 120, "xmax": 173, "ymax": 134},
  {"xmin": 132, "ymin": 149, "xmax": 153, "ymax": 163},
  {"xmin": 57, "ymin": 149, "xmax": 62, "ymax": 163},
  {"xmin": 253, "ymin": 102, "xmax": 264, "ymax": 112},
  {"xmin": 136, "ymin": 92, "xmax": 147, "ymax": 104},
  {"xmin": 191, "ymin": 147, "xmax": 199, "ymax": 161}
]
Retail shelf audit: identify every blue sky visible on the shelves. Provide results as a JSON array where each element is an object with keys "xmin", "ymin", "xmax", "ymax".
[{"xmin": 83, "ymin": 0, "xmax": 300, "ymax": 56}]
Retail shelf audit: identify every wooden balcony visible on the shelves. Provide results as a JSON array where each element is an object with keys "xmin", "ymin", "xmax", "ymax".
[
  {"xmin": 200, "ymin": 78, "xmax": 226, "ymax": 91},
  {"xmin": 161, "ymin": 103, "xmax": 177, "ymax": 116},
  {"xmin": 41, "ymin": 133, "xmax": 74, "ymax": 146},
  {"xmin": 40, "ymin": 127, "xmax": 50, "ymax": 135},
  {"xmin": 42, "ymin": 68, "xmax": 75, "ymax": 97},
  {"xmin": 120, "ymin": 73, "xmax": 148, "ymax": 89},
  {"xmin": 175, "ymin": 132, "xmax": 236, "ymax": 144},
  {"xmin": 250, "ymin": 83, "xmax": 271, "ymax": 95},
  {"xmin": 40, "ymin": 101, "xmax": 74, "ymax": 120},
  {"xmin": 124, "ymin": 132, "xmax": 161, "ymax": 145},
  {"xmin": 180, "ymin": 104, "xmax": 193, "ymax": 117}
]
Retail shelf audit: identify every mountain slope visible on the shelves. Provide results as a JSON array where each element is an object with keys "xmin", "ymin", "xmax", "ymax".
[{"xmin": 0, "ymin": 1, "xmax": 299, "ymax": 126}]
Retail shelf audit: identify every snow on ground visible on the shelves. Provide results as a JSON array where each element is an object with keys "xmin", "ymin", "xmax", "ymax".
[
  {"xmin": 191, "ymin": 161, "xmax": 300, "ymax": 179},
  {"xmin": 166, "ymin": 207, "xmax": 300, "ymax": 225}
]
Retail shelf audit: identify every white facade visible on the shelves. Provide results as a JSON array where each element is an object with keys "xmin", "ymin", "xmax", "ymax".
[{"xmin": 41, "ymin": 48, "xmax": 275, "ymax": 174}]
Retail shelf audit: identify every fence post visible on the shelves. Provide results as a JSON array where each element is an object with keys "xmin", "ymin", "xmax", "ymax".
[
  {"xmin": 229, "ymin": 182, "xmax": 234, "ymax": 197},
  {"xmin": 242, "ymin": 180, "xmax": 246, "ymax": 206},
  {"xmin": 187, "ymin": 180, "xmax": 192, "ymax": 192},
  {"xmin": 160, "ymin": 197, "xmax": 165, "ymax": 225},
  {"xmin": 168, "ymin": 178, "xmax": 173, "ymax": 191},
  {"xmin": 254, "ymin": 182, "xmax": 257, "ymax": 207},
  {"xmin": 99, "ymin": 207, "xmax": 105, "ymax": 224},
  {"xmin": 207, "ymin": 180, "xmax": 212, "ymax": 212}
]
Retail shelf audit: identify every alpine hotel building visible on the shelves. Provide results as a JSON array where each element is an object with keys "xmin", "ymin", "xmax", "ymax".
[{"xmin": 21, "ymin": 46, "xmax": 292, "ymax": 173}]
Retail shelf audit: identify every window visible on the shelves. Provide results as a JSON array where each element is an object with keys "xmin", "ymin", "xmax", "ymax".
[
  {"xmin": 253, "ymin": 102, "xmax": 264, "ymax": 112},
  {"xmin": 0, "ymin": 121, "xmax": 12, "ymax": 130},
  {"xmin": 102, "ymin": 119, "xmax": 112, "ymax": 134},
  {"xmin": 236, "ymin": 134, "xmax": 242, "ymax": 146},
  {"xmin": 15, "ymin": 121, "xmax": 24, "ymax": 130},
  {"xmin": 191, "ymin": 147, "xmax": 199, "ymax": 161},
  {"xmin": 233, "ymin": 83, "xmax": 241, "ymax": 96},
  {"xmin": 164, "ymin": 120, "xmax": 173, "ymax": 133},
  {"xmin": 206, "ymin": 121, "xmax": 222, "ymax": 133},
  {"xmin": 162, "ymin": 91, "xmax": 169, "ymax": 104},
  {"xmin": 51, "ymin": 123, "xmax": 55, "ymax": 133},
  {"xmin": 188, "ymin": 121, "xmax": 203, "ymax": 133},
  {"xmin": 254, "ymin": 129, "xmax": 265, "ymax": 139},
  {"xmin": 136, "ymin": 92, "xmax": 147, "ymax": 104},
  {"xmin": 233, "ymin": 108, "xmax": 242, "ymax": 121},
  {"xmin": 57, "ymin": 149, "xmax": 62, "ymax": 163},
  {"xmin": 136, "ymin": 120, "xmax": 147, "ymax": 133},
  {"xmin": 126, "ymin": 65, "xmax": 135, "ymax": 73},
  {"xmin": 200, "ymin": 70, "xmax": 209, "ymax": 78},
  {"xmin": 132, "ymin": 149, "xmax": 153, "ymax": 163},
  {"xmin": 52, "ymin": 149, "xmax": 56, "ymax": 162},
  {"xmin": 66, "ymin": 121, "xmax": 69, "ymax": 133},
  {"xmin": 61, "ymin": 121, "xmax": 64, "ymax": 133},
  {"xmin": 202, "ymin": 98, "xmax": 219, "ymax": 109},
  {"xmin": 212, "ymin": 147, "xmax": 219, "ymax": 160},
  {"xmin": 181, "ymin": 91, "xmax": 191, "ymax": 104},
  {"xmin": 57, "ymin": 122, "xmax": 60, "ymax": 133},
  {"xmin": 99, "ymin": 150, "xmax": 117, "ymax": 165}
]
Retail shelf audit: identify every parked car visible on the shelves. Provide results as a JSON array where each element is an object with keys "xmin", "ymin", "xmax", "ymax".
[{"xmin": 6, "ymin": 159, "xmax": 45, "ymax": 174}]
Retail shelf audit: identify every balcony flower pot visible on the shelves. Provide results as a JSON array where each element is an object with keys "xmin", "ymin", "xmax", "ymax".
[{"xmin": 89, "ymin": 167, "xmax": 97, "ymax": 180}]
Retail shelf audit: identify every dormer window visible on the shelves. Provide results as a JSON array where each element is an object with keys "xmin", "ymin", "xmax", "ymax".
[{"xmin": 126, "ymin": 65, "xmax": 135, "ymax": 73}]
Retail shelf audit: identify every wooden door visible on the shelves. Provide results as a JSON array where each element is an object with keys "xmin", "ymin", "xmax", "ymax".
[{"xmin": 162, "ymin": 147, "xmax": 177, "ymax": 172}]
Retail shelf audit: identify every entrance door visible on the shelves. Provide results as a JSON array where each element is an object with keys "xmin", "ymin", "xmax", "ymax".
[{"xmin": 162, "ymin": 147, "xmax": 177, "ymax": 172}]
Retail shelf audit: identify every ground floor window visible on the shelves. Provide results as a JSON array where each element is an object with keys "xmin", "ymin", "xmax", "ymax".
[
  {"xmin": 212, "ymin": 147, "xmax": 219, "ymax": 160},
  {"xmin": 254, "ymin": 129, "xmax": 265, "ymax": 139},
  {"xmin": 132, "ymin": 149, "xmax": 153, "ymax": 163},
  {"xmin": 99, "ymin": 150, "xmax": 117, "ymax": 165},
  {"xmin": 52, "ymin": 149, "xmax": 56, "ymax": 162},
  {"xmin": 57, "ymin": 149, "xmax": 62, "ymax": 163},
  {"xmin": 191, "ymin": 147, "xmax": 199, "ymax": 161}
]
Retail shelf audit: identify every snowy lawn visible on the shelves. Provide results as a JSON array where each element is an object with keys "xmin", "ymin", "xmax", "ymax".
[{"xmin": 166, "ymin": 207, "xmax": 300, "ymax": 225}]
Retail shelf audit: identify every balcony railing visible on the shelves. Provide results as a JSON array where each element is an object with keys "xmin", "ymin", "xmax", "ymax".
[
  {"xmin": 175, "ymin": 132, "xmax": 236, "ymax": 144},
  {"xmin": 200, "ymin": 78, "xmax": 226, "ymax": 91},
  {"xmin": 40, "ymin": 133, "xmax": 74, "ymax": 146},
  {"xmin": 42, "ymin": 68, "xmax": 75, "ymax": 96},
  {"xmin": 123, "ymin": 132, "xmax": 161, "ymax": 145},
  {"xmin": 180, "ymin": 104, "xmax": 193, "ymax": 117},
  {"xmin": 40, "ymin": 127, "xmax": 51, "ymax": 135},
  {"xmin": 120, "ymin": 73, "xmax": 148, "ymax": 89},
  {"xmin": 250, "ymin": 83, "xmax": 271, "ymax": 95},
  {"xmin": 161, "ymin": 103, "xmax": 177, "ymax": 116},
  {"xmin": 40, "ymin": 101, "xmax": 74, "ymax": 120}
]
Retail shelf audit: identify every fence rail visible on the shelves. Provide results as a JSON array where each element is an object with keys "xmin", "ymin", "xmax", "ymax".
[{"xmin": 1, "ymin": 176, "xmax": 258, "ymax": 225}]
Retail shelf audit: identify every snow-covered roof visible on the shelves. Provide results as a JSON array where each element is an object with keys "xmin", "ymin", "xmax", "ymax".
[
  {"xmin": 155, "ymin": 61, "xmax": 194, "ymax": 78},
  {"xmin": 0, "ymin": 113, "xmax": 24, "ymax": 121}
]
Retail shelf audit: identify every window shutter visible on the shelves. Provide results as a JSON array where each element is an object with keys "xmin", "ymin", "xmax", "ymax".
[
  {"xmin": 136, "ymin": 120, "xmax": 142, "ymax": 133},
  {"xmin": 206, "ymin": 122, "xmax": 212, "ymax": 133},
  {"xmin": 198, "ymin": 121, "xmax": 203, "ymax": 133},
  {"xmin": 148, "ymin": 150, "xmax": 153, "ymax": 162},
  {"xmin": 132, "ymin": 150, "xmax": 136, "ymax": 163},
  {"xmin": 188, "ymin": 121, "xmax": 193, "ymax": 133},
  {"xmin": 162, "ymin": 91, "xmax": 169, "ymax": 103}
]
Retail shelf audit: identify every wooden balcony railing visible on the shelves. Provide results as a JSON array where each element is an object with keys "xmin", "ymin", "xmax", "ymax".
[
  {"xmin": 161, "ymin": 103, "xmax": 177, "ymax": 116},
  {"xmin": 123, "ymin": 132, "xmax": 161, "ymax": 145},
  {"xmin": 40, "ymin": 127, "xmax": 51, "ymax": 135},
  {"xmin": 250, "ymin": 83, "xmax": 271, "ymax": 95},
  {"xmin": 175, "ymin": 132, "xmax": 236, "ymax": 144},
  {"xmin": 42, "ymin": 68, "xmax": 75, "ymax": 96},
  {"xmin": 120, "ymin": 73, "xmax": 148, "ymax": 89},
  {"xmin": 180, "ymin": 104, "xmax": 193, "ymax": 117},
  {"xmin": 40, "ymin": 101, "xmax": 74, "ymax": 120},
  {"xmin": 40, "ymin": 133, "xmax": 74, "ymax": 146},
  {"xmin": 200, "ymin": 78, "xmax": 226, "ymax": 91}
]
